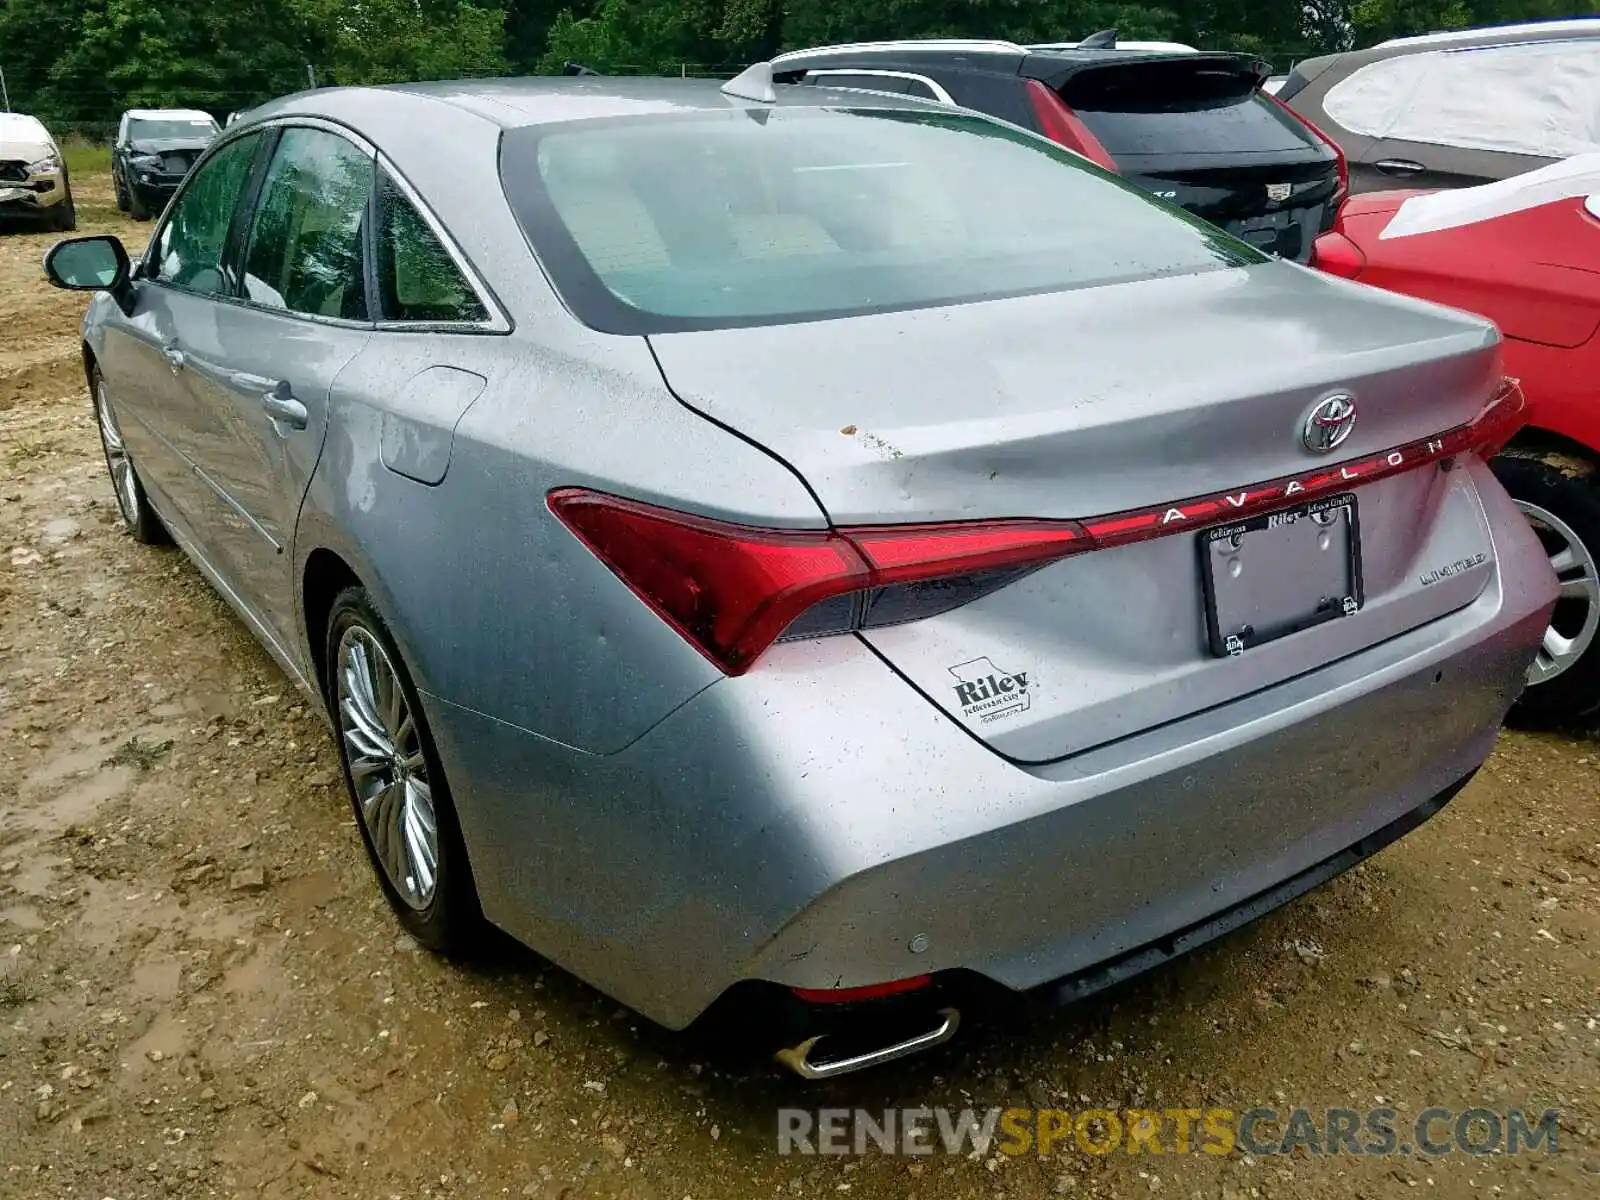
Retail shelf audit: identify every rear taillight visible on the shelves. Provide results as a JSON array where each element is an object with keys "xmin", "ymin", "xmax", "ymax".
[
  {"xmin": 1025, "ymin": 80, "xmax": 1118, "ymax": 172},
  {"xmin": 547, "ymin": 488, "xmax": 1088, "ymax": 675},
  {"xmin": 1310, "ymin": 229, "xmax": 1366, "ymax": 279},
  {"xmin": 1266, "ymin": 91, "xmax": 1348, "ymax": 205},
  {"xmin": 552, "ymin": 379, "xmax": 1524, "ymax": 675}
]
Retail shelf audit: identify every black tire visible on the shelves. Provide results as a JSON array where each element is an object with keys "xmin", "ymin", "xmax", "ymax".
[
  {"xmin": 1492, "ymin": 449, "xmax": 1600, "ymax": 725},
  {"xmin": 114, "ymin": 172, "xmax": 129, "ymax": 213},
  {"xmin": 92, "ymin": 367, "xmax": 168, "ymax": 545},
  {"xmin": 325, "ymin": 587, "xmax": 482, "ymax": 951},
  {"xmin": 128, "ymin": 189, "xmax": 151, "ymax": 221},
  {"xmin": 50, "ymin": 198, "xmax": 77, "ymax": 233}
]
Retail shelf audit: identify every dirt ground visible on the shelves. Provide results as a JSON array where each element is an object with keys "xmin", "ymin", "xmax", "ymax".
[{"xmin": 2, "ymin": 173, "xmax": 1598, "ymax": 1200}]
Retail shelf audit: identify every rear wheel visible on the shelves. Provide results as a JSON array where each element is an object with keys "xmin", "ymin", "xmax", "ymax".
[
  {"xmin": 93, "ymin": 370, "xmax": 167, "ymax": 545},
  {"xmin": 1492, "ymin": 450, "xmax": 1600, "ymax": 724},
  {"xmin": 326, "ymin": 588, "xmax": 481, "ymax": 951}
]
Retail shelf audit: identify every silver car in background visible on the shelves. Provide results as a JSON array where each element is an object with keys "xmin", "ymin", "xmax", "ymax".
[{"xmin": 45, "ymin": 67, "xmax": 1555, "ymax": 1077}]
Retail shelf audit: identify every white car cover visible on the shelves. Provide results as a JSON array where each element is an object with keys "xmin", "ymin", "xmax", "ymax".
[
  {"xmin": 1325, "ymin": 39, "xmax": 1600, "ymax": 162},
  {"xmin": 1380, "ymin": 152, "xmax": 1600, "ymax": 240}
]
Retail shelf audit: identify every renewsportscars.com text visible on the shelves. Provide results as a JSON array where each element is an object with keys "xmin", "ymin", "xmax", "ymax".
[{"xmin": 777, "ymin": 1106, "xmax": 1560, "ymax": 1158}]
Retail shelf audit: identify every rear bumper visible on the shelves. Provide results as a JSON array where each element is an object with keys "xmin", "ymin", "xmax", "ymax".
[
  {"xmin": 425, "ymin": 461, "xmax": 1555, "ymax": 1030},
  {"xmin": 1041, "ymin": 766, "xmax": 1474, "ymax": 1007}
]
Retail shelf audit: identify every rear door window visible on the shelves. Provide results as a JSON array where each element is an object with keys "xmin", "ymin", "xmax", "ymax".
[
  {"xmin": 805, "ymin": 72, "xmax": 911, "ymax": 94},
  {"xmin": 1324, "ymin": 41, "xmax": 1600, "ymax": 159},
  {"xmin": 242, "ymin": 127, "xmax": 373, "ymax": 320},
  {"xmin": 375, "ymin": 169, "xmax": 487, "ymax": 323}
]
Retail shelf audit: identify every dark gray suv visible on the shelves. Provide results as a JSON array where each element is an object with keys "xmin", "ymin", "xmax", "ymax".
[
  {"xmin": 772, "ymin": 36, "xmax": 1348, "ymax": 262},
  {"xmin": 112, "ymin": 108, "xmax": 220, "ymax": 220}
]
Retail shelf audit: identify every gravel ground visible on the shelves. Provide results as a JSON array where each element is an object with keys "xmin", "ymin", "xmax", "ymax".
[{"xmin": 2, "ymin": 174, "xmax": 1598, "ymax": 1200}]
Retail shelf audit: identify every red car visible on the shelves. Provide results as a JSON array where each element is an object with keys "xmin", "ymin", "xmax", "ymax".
[{"xmin": 1313, "ymin": 162, "xmax": 1600, "ymax": 721}]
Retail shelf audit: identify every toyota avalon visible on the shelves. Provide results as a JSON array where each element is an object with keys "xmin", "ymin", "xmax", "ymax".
[{"xmin": 44, "ymin": 65, "xmax": 1555, "ymax": 1077}]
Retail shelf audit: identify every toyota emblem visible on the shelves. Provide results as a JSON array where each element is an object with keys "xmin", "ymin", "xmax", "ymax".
[{"xmin": 1303, "ymin": 394, "xmax": 1358, "ymax": 454}]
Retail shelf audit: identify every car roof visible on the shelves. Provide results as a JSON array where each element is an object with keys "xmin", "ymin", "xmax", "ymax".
[
  {"xmin": 249, "ymin": 75, "xmax": 945, "ymax": 132},
  {"xmin": 1285, "ymin": 16, "xmax": 1600, "ymax": 94},
  {"xmin": 1028, "ymin": 40, "xmax": 1199, "ymax": 53},
  {"xmin": 1376, "ymin": 17, "xmax": 1600, "ymax": 50},
  {"xmin": 124, "ymin": 108, "xmax": 217, "ymax": 122},
  {"xmin": 770, "ymin": 38, "xmax": 1254, "ymax": 76},
  {"xmin": 774, "ymin": 38, "xmax": 1030, "ymax": 59}
]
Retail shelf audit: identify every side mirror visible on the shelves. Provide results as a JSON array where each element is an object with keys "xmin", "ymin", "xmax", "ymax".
[{"xmin": 43, "ymin": 235, "xmax": 136, "ymax": 315}]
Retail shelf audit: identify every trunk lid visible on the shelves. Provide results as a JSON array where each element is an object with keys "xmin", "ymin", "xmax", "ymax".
[{"xmin": 649, "ymin": 261, "xmax": 1506, "ymax": 760}]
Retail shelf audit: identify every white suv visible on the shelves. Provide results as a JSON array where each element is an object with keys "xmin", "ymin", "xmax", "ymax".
[{"xmin": 0, "ymin": 112, "xmax": 75, "ymax": 231}]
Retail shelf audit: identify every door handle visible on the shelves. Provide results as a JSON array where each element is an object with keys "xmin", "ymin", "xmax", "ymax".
[
  {"xmin": 260, "ymin": 383, "xmax": 309, "ymax": 431},
  {"xmin": 1375, "ymin": 158, "xmax": 1426, "ymax": 176},
  {"xmin": 162, "ymin": 344, "xmax": 186, "ymax": 372}
]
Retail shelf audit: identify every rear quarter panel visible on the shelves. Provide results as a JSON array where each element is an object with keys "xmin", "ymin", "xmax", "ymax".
[{"xmin": 294, "ymin": 325, "xmax": 829, "ymax": 757}]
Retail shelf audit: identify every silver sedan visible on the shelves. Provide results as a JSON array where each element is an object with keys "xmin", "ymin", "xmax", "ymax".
[{"xmin": 44, "ymin": 68, "xmax": 1555, "ymax": 1077}]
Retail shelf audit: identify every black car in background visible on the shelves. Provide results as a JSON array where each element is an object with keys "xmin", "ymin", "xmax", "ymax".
[
  {"xmin": 771, "ymin": 36, "xmax": 1348, "ymax": 262},
  {"xmin": 111, "ymin": 108, "xmax": 220, "ymax": 220}
]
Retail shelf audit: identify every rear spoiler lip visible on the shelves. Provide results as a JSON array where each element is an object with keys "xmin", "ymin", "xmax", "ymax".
[{"xmin": 1021, "ymin": 51, "xmax": 1273, "ymax": 90}]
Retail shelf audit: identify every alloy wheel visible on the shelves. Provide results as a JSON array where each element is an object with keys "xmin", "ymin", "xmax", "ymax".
[
  {"xmin": 335, "ymin": 625, "xmax": 439, "ymax": 910},
  {"xmin": 96, "ymin": 382, "xmax": 141, "ymax": 528},
  {"xmin": 1516, "ymin": 499, "xmax": 1600, "ymax": 686}
]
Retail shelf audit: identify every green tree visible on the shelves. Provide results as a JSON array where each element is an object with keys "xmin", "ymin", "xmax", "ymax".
[
  {"xmin": 778, "ymin": 1, "xmax": 1182, "ymax": 50},
  {"xmin": 3, "ymin": 0, "xmax": 1596, "ymax": 137},
  {"xmin": 1350, "ymin": 0, "xmax": 1473, "ymax": 43},
  {"xmin": 40, "ymin": 0, "xmax": 314, "ymax": 128},
  {"xmin": 293, "ymin": 0, "xmax": 509, "ymax": 83},
  {"xmin": 538, "ymin": 0, "xmax": 755, "ymax": 73}
]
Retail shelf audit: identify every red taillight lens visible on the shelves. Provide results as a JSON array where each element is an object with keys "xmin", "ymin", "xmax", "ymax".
[
  {"xmin": 1025, "ymin": 80, "xmax": 1118, "ymax": 172},
  {"xmin": 1310, "ymin": 229, "xmax": 1366, "ymax": 279},
  {"xmin": 552, "ymin": 381, "xmax": 1522, "ymax": 675},
  {"xmin": 548, "ymin": 489, "xmax": 1088, "ymax": 676},
  {"xmin": 1266, "ymin": 91, "xmax": 1348, "ymax": 204}
]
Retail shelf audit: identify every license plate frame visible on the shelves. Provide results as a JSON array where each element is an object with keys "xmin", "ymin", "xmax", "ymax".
[{"xmin": 1199, "ymin": 492, "xmax": 1364, "ymax": 658}]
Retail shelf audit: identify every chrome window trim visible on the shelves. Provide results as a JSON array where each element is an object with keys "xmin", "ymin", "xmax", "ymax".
[
  {"xmin": 372, "ymin": 149, "xmax": 513, "ymax": 335},
  {"xmin": 140, "ymin": 115, "xmax": 511, "ymax": 335},
  {"xmin": 802, "ymin": 69, "xmax": 955, "ymax": 105},
  {"xmin": 134, "ymin": 127, "xmax": 270, "ymax": 303}
]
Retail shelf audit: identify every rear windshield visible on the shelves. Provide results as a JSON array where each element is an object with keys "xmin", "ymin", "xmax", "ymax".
[
  {"xmin": 500, "ymin": 108, "xmax": 1265, "ymax": 333},
  {"xmin": 130, "ymin": 118, "xmax": 218, "ymax": 141},
  {"xmin": 1073, "ymin": 93, "xmax": 1316, "ymax": 158}
]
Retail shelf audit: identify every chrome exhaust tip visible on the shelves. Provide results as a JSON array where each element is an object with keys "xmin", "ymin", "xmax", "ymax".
[{"xmin": 775, "ymin": 1007, "xmax": 961, "ymax": 1079}]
